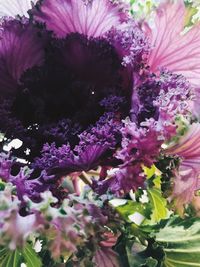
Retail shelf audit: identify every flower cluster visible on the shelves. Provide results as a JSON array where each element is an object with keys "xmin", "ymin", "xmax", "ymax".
[{"xmin": 0, "ymin": 185, "xmax": 120, "ymax": 265}]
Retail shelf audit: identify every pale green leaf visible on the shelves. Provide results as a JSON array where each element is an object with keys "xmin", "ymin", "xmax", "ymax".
[
  {"xmin": 115, "ymin": 200, "xmax": 150, "ymax": 222},
  {"xmin": 147, "ymin": 189, "xmax": 168, "ymax": 223},
  {"xmin": 0, "ymin": 249, "xmax": 21, "ymax": 267},
  {"xmin": 22, "ymin": 244, "xmax": 42, "ymax": 267},
  {"xmin": 0, "ymin": 243, "xmax": 42, "ymax": 267},
  {"xmin": 156, "ymin": 217, "xmax": 200, "ymax": 267}
]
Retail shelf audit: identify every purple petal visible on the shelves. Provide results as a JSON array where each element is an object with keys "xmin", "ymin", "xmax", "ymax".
[
  {"xmin": 32, "ymin": 0, "xmax": 127, "ymax": 38},
  {"xmin": 34, "ymin": 113, "xmax": 122, "ymax": 175},
  {"xmin": 0, "ymin": 153, "xmax": 51, "ymax": 201},
  {"xmin": 0, "ymin": 19, "xmax": 44, "ymax": 96},
  {"xmin": 94, "ymin": 164, "xmax": 145, "ymax": 196},
  {"xmin": 41, "ymin": 143, "xmax": 108, "ymax": 175},
  {"xmin": 70, "ymin": 145, "xmax": 108, "ymax": 171}
]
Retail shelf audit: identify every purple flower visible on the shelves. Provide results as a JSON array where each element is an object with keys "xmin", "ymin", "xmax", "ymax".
[
  {"xmin": 0, "ymin": 0, "xmax": 192, "ymax": 198},
  {"xmin": 0, "ymin": 0, "xmax": 150, "ymax": 179},
  {"xmin": 94, "ymin": 70, "xmax": 192, "ymax": 195}
]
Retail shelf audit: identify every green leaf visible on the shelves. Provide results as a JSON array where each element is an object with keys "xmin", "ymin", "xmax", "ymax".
[
  {"xmin": 143, "ymin": 165, "xmax": 156, "ymax": 179},
  {"xmin": 124, "ymin": 241, "xmax": 158, "ymax": 267},
  {"xmin": 22, "ymin": 244, "xmax": 42, "ymax": 267},
  {"xmin": 147, "ymin": 189, "xmax": 168, "ymax": 223},
  {"xmin": 143, "ymin": 165, "xmax": 162, "ymax": 189},
  {"xmin": 0, "ymin": 179, "xmax": 6, "ymax": 191},
  {"xmin": 0, "ymin": 243, "xmax": 42, "ymax": 267},
  {"xmin": 145, "ymin": 257, "xmax": 158, "ymax": 267},
  {"xmin": 155, "ymin": 217, "xmax": 200, "ymax": 267},
  {"xmin": 184, "ymin": 4, "xmax": 198, "ymax": 27},
  {"xmin": 114, "ymin": 200, "xmax": 151, "ymax": 223},
  {"xmin": 0, "ymin": 249, "xmax": 21, "ymax": 267}
]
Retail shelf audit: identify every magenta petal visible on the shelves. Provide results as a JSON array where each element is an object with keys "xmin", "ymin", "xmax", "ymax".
[
  {"xmin": 0, "ymin": 19, "xmax": 44, "ymax": 96},
  {"xmin": 32, "ymin": 0, "xmax": 126, "ymax": 38},
  {"xmin": 0, "ymin": 0, "xmax": 38, "ymax": 17},
  {"xmin": 147, "ymin": 0, "xmax": 200, "ymax": 87},
  {"xmin": 61, "ymin": 144, "xmax": 108, "ymax": 172}
]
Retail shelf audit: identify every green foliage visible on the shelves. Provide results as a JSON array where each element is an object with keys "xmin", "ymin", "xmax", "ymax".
[
  {"xmin": 143, "ymin": 165, "xmax": 162, "ymax": 189},
  {"xmin": 115, "ymin": 200, "xmax": 151, "ymax": 223},
  {"xmin": 117, "ymin": 216, "xmax": 200, "ymax": 267},
  {"xmin": 0, "ymin": 249, "xmax": 21, "ymax": 267},
  {"xmin": 116, "ymin": 234, "xmax": 165, "ymax": 267},
  {"xmin": 0, "ymin": 179, "xmax": 6, "ymax": 191},
  {"xmin": 0, "ymin": 244, "xmax": 42, "ymax": 267},
  {"xmin": 125, "ymin": 241, "xmax": 158, "ymax": 267},
  {"xmin": 23, "ymin": 244, "xmax": 42, "ymax": 267},
  {"xmin": 129, "ymin": 0, "xmax": 158, "ymax": 17},
  {"xmin": 155, "ymin": 155, "xmax": 179, "ymax": 194},
  {"xmin": 155, "ymin": 217, "xmax": 200, "ymax": 267},
  {"xmin": 147, "ymin": 189, "xmax": 168, "ymax": 223}
]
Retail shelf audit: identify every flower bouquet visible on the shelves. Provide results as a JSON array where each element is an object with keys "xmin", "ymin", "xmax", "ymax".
[{"xmin": 0, "ymin": 0, "xmax": 200, "ymax": 266}]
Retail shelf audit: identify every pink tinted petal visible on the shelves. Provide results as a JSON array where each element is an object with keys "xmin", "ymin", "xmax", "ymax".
[
  {"xmin": 166, "ymin": 123, "xmax": 200, "ymax": 204},
  {"xmin": 167, "ymin": 123, "xmax": 200, "ymax": 158},
  {"xmin": 173, "ymin": 163, "xmax": 200, "ymax": 206},
  {"xmin": 147, "ymin": 0, "xmax": 200, "ymax": 87},
  {"xmin": 0, "ymin": 0, "xmax": 38, "ymax": 17},
  {"xmin": 0, "ymin": 20, "xmax": 44, "ymax": 96},
  {"xmin": 32, "ymin": 0, "xmax": 127, "ymax": 38},
  {"xmin": 191, "ymin": 87, "xmax": 200, "ymax": 118},
  {"xmin": 100, "ymin": 232, "xmax": 118, "ymax": 248}
]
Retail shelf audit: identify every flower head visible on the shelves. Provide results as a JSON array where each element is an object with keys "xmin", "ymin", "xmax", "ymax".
[
  {"xmin": 0, "ymin": 0, "xmax": 196, "ymax": 202},
  {"xmin": 0, "ymin": 0, "xmax": 150, "ymax": 183}
]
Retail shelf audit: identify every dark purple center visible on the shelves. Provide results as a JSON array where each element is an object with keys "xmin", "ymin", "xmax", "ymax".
[
  {"xmin": 13, "ymin": 33, "xmax": 128, "ymax": 125},
  {"xmin": 4, "ymin": 33, "xmax": 130, "ymax": 160}
]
